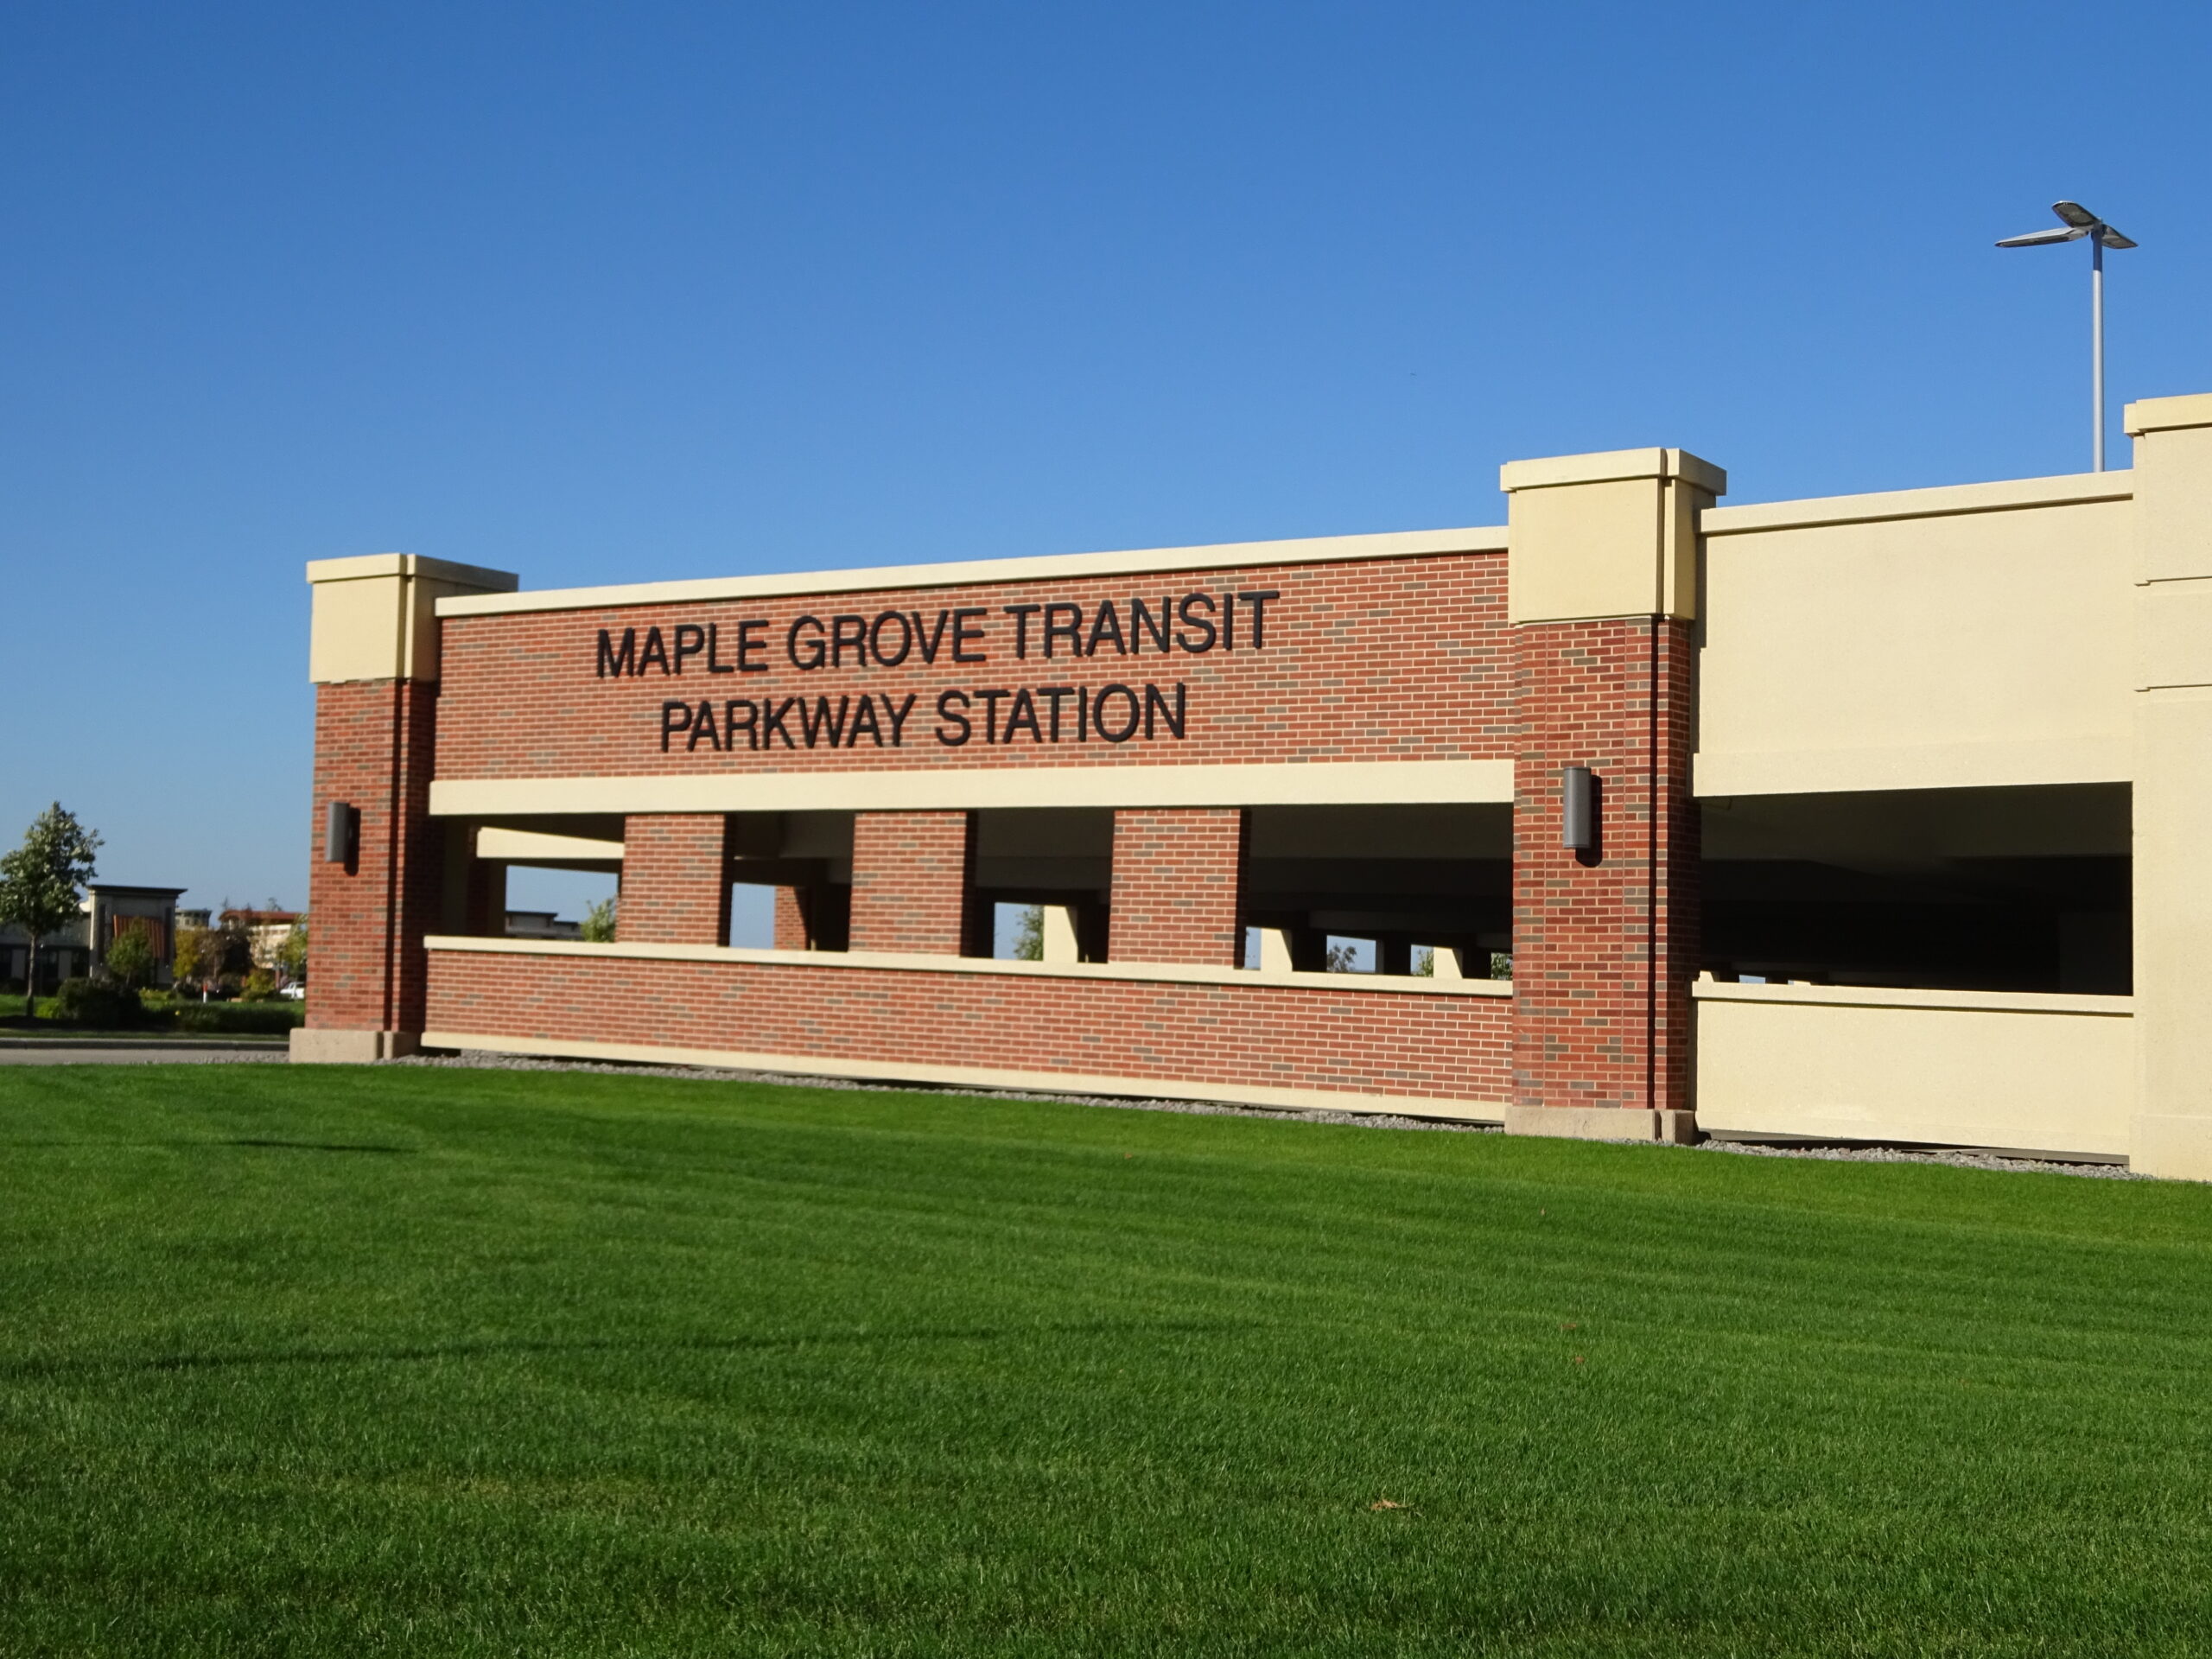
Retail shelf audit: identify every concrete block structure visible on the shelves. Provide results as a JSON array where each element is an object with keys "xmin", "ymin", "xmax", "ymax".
[{"xmin": 294, "ymin": 400, "xmax": 2212, "ymax": 1176}]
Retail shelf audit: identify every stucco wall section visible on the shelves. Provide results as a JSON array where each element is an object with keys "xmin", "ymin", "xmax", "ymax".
[
  {"xmin": 1697, "ymin": 496, "xmax": 2133, "ymax": 794},
  {"xmin": 1694, "ymin": 982, "xmax": 2133, "ymax": 1158}
]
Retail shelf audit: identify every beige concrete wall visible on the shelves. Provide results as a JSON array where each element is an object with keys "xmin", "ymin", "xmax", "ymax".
[
  {"xmin": 1695, "ymin": 478, "xmax": 2134, "ymax": 796},
  {"xmin": 1694, "ymin": 981, "xmax": 2134, "ymax": 1158},
  {"xmin": 307, "ymin": 553, "xmax": 519, "ymax": 684},
  {"xmin": 1502, "ymin": 448, "xmax": 1722, "ymax": 624},
  {"xmin": 2126, "ymin": 395, "xmax": 2212, "ymax": 1179}
]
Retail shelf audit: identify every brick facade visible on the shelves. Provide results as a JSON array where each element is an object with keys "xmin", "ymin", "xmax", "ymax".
[
  {"xmin": 307, "ymin": 678, "xmax": 442, "ymax": 1034},
  {"xmin": 773, "ymin": 884, "xmax": 809, "ymax": 950},
  {"xmin": 433, "ymin": 554, "xmax": 1512, "ymax": 785},
  {"xmin": 425, "ymin": 948, "xmax": 1514, "ymax": 1110},
  {"xmin": 618, "ymin": 814, "xmax": 732, "ymax": 945},
  {"xmin": 1510, "ymin": 619, "xmax": 1697, "ymax": 1112},
  {"xmin": 1108, "ymin": 809, "xmax": 1246, "ymax": 965},
  {"xmin": 309, "ymin": 530, "xmax": 1713, "ymax": 1130},
  {"xmin": 849, "ymin": 811, "xmax": 976, "ymax": 955}
]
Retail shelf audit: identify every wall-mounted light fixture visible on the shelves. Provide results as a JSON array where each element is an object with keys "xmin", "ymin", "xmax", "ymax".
[
  {"xmin": 1560, "ymin": 766, "xmax": 1595, "ymax": 852},
  {"xmin": 325, "ymin": 800, "xmax": 359, "ymax": 865}
]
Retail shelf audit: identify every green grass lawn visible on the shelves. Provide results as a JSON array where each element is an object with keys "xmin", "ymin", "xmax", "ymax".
[{"xmin": 7, "ymin": 1067, "xmax": 2212, "ymax": 1656}]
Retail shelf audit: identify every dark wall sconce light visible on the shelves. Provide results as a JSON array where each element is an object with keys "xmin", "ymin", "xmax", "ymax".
[
  {"xmin": 325, "ymin": 800, "xmax": 360, "ymax": 866},
  {"xmin": 1560, "ymin": 766, "xmax": 1595, "ymax": 852}
]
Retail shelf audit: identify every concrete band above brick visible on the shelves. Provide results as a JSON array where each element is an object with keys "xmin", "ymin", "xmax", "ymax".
[
  {"xmin": 428, "ymin": 760, "xmax": 1516, "ymax": 817},
  {"xmin": 299, "ymin": 412, "xmax": 2212, "ymax": 1176}
]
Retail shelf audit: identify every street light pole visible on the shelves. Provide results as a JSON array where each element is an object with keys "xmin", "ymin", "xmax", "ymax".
[
  {"xmin": 2091, "ymin": 228, "xmax": 2105, "ymax": 474},
  {"xmin": 1997, "ymin": 201, "xmax": 2136, "ymax": 474}
]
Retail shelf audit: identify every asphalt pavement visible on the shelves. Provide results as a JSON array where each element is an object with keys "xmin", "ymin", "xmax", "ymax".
[{"xmin": 0, "ymin": 1039, "xmax": 289, "ymax": 1065}]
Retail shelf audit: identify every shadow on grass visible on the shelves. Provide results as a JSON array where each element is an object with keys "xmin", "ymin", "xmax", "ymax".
[
  {"xmin": 0, "ymin": 1139, "xmax": 417, "ymax": 1154},
  {"xmin": 0, "ymin": 1320, "xmax": 1256, "ymax": 1381},
  {"xmin": 224, "ymin": 1138, "xmax": 416, "ymax": 1154}
]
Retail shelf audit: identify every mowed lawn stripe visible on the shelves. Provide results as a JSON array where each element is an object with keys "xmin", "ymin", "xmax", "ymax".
[{"xmin": 4, "ymin": 1065, "xmax": 2212, "ymax": 1656}]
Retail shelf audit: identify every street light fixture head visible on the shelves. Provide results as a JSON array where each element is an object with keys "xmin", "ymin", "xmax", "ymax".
[
  {"xmin": 1997, "ymin": 200, "xmax": 2136, "ymax": 251},
  {"xmin": 1993, "ymin": 199, "xmax": 2137, "ymax": 473}
]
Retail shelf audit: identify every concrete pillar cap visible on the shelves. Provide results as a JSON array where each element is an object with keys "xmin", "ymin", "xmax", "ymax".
[{"xmin": 1500, "ymin": 447, "xmax": 1726, "ymax": 498}]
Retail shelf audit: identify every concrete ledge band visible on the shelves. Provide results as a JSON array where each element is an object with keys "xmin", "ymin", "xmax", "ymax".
[
  {"xmin": 396, "ymin": 1029, "xmax": 1518, "ymax": 1124},
  {"xmin": 290, "ymin": 1030, "xmax": 422, "ymax": 1063},
  {"xmin": 297, "ymin": 1027, "xmax": 1702, "ymax": 1147},
  {"xmin": 429, "ymin": 759, "xmax": 1517, "ymax": 819},
  {"xmin": 421, "ymin": 934, "xmax": 1517, "ymax": 996},
  {"xmin": 1503, "ymin": 1106, "xmax": 1700, "ymax": 1145},
  {"xmin": 433, "ymin": 524, "xmax": 1511, "ymax": 620}
]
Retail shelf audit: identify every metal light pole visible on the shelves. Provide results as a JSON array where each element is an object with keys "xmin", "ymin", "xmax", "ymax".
[{"xmin": 1998, "ymin": 201, "xmax": 2137, "ymax": 473}]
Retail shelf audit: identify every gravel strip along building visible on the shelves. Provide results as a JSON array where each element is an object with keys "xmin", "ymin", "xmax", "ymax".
[{"xmin": 295, "ymin": 395, "xmax": 2212, "ymax": 1178}]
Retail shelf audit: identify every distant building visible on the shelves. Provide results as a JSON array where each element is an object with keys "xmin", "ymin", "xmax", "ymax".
[
  {"xmin": 504, "ymin": 910, "xmax": 582, "ymax": 940},
  {"xmin": 219, "ymin": 909, "xmax": 303, "ymax": 972},
  {"xmin": 3, "ymin": 883, "xmax": 185, "ymax": 992}
]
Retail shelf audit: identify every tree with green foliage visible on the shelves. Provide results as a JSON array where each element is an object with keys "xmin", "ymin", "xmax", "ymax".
[
  {"xmin": 104, "ymin": 920, "xmax": 156, "ymax": 990},
  {"xmin": 172, "ymin": 925, "xmax": 211, "ymax": 1001},
  {"xmin": 277, "ymin": 918, "xmax": 308, "ymax": 985},
  {"xmin": 0, "ymin": 804, "xmax": 101, "ymax": 1018},
  {"xmin": 1011, "ymin": 904, "xmax": 1044, "ymax": 961},
  {"xmin": 581, "ymin": 898, "xmax": 618, "ymax": 942}
]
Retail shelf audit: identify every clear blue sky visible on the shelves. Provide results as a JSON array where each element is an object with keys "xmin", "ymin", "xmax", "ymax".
[{"xmin": 4, "ymin": 0, "xmax": 2209, "ymax": 919}]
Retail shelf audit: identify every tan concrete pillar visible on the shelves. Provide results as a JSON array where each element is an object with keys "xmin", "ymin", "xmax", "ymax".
[
  {"xmin": 2126, "ymin": 394, "xmax": 2212, "ymax": 1178},
  {"xmin": 1039, "ymin": 904, "xmax": 1081, "ymax": 964},
  {"xmin": 1501, "ymin": 448, "xmax": 1721, "ymax": 1144},
  {"xmin": 294, "ymin": 554, "xmax": 518, "ymax": 1063}
]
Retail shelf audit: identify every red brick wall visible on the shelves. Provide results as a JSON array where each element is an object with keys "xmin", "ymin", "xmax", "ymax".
[
  {"xmin": 773, "ymin": 885, "xmax": 808, "ymax": 950},
  {"xmin": 619, "ymin": 815, "xmax": 731, "ymax": 945},
  {"xmin": 849, "ymin": 811, "xmax": 974, "ymax": 954},
  {"xmin": 434, "ymin": 552, "xmax": 1510, "ymax": 783},
  {"xmin": 308, "ymin": 679, "xmax": 442, "ymax": 1033},
  {"xmin": 425, "ymin": 947, "xmax": 1513, "ymax": 1109},
  {"xmin": 310, "ymin": 540, "xmax": 1718, "ymax": 1122},
  {"xmin": 1510, "ymin": 618, "xmax": 1697, "ymax": 1114},
  {"xmin": 1108, "ymin": 809, "xmax": 1245, "ymax": 965}
]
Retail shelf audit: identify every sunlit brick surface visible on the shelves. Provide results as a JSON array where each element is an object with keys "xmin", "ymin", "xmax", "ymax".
[
  {"xmin": 1109, "ymin": 810, "xmax": 1245, "ymax": 965},
  {"xmin": 433, "ymin": 553, "xmax": 1510, "ymax": 780},
  {"xmin": 772, "ymin": 885, "xmax": 808, "ymax": 950},
  {"xmin": 849, "ymin": 812, "xmax": 973, "ymax": 955},
  {"xmin": 1510, "ymin": 618, "xmax": 1697, "ymax": 1113},
  {"xmin": 425, "ymin": 949, "xmax": 1513, "ymax": 1109},
  {"xmin": 315, "ymin": 538, "xmax": 1711, "ymax": 1126},
  {"xmin": 307, "ymin": 679, "xmax": 442, "ymax": 1033},
  {"xmin": 619, "ymin": 814, "xmax": 730, "ymax": 945}
]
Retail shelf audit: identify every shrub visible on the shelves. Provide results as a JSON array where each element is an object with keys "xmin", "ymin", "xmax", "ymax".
[
  {"xmin": 50, "ymin": 976, "xmax": 141, "ymax": 1028},
  {"xmin": 170, "ymin": 1001, "xmax": 302, "ymax": 1034},
  {"xmin": 240, "ymin": 969, "xmax": 279, "ymax": 1001}
]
